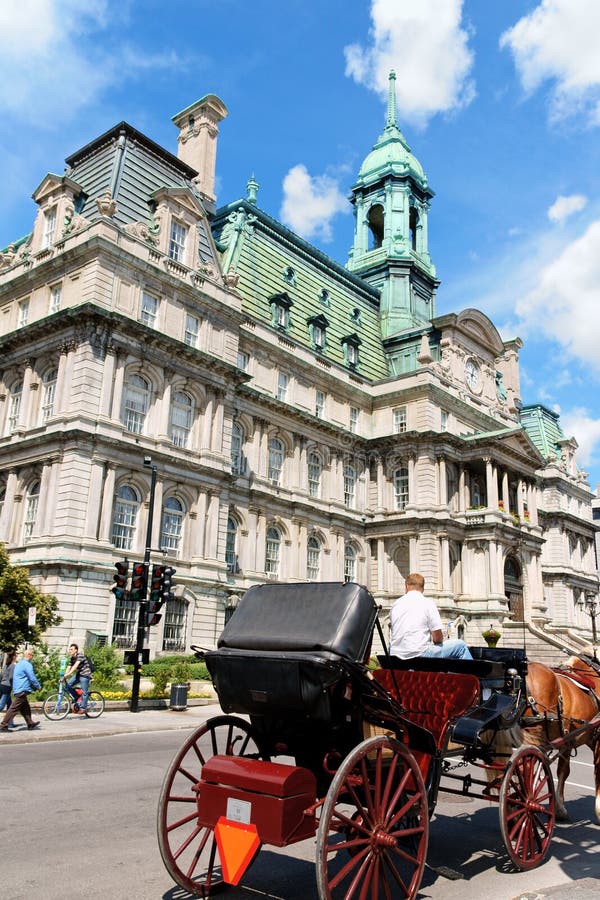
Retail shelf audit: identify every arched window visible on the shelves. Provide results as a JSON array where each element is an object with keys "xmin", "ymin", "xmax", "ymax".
[
  {"xmin": 170, "ymin": 390, "xmax": 193, "ymax": 448},
  {"xmin": 343, "ymin": 464, "xmax": 356, "ymax": 508},
  {"xmin": 225, "ymin": 516, "xmax": 239, "ymax": 573},
  {"xmin": 160, "ymin": 497, "xmax": 184, "ymax": 557},
  {"xmin": 268, "ymin": 438, "xmax": 284, "ymax": 485},
  {"xmin": 265, "ymin": 526, "xmax": 281, "ymax": 577},
  {"xmin": 40, "ymin": 367, "xmax": 58, "ymax": 423},
  {"xmin": 367, "ymin": 204, "xmax": 384, "ymax": 250},
  {"xmin": 308, "ymin": 452, "xmax": 322, "ymax": 498},
  {"xmin": 307, "ymin": 535, "xmax": 321, "ymax": 581},
  {"xmin": 231, "ymin": 422, "xmax": 245, "ymax": 475},
  {"xmin": 162, "ymin": 598, "xmax": 188, "ymax": 652},
  {"xmin": 112, "ymin": 485, "xmax": 139, "ymax": 550},
  {"xmin": 344, "ymin": 543, "xmax": 357, "ymax": 583},
  {"xmin": 23, "ymin": 480, "xmax": 40, "ymax": 541},
  {"xmin": 6, "ymin": 379, "xmax": 23, "ymax": 434},
  {"xmin": 471, "ymin": 477, "xmax": 484, "ymax": 507},
  {"xmin": 394, "ymin": 466, "xmax": 409, "ymax": 510},
  {"xmin": 121, "ymin": 374, "xmax": 150, "ymax": 434}
]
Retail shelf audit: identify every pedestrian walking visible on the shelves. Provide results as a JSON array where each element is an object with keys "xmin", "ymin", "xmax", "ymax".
[
  {"xmin": 0, "ymin": 648, "xmax": 41, "ymax": 731},
  {"xmin": 0, "ymin": 649, "xmax": 17, "ymax": 713}
]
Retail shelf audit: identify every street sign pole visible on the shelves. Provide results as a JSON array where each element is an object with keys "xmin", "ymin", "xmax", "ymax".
[{"xmin": 130, "ymin": 458, "xmax": 157, "ymax": 712}]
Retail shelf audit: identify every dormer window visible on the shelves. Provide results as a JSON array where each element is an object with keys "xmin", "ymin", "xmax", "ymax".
[
  {"xmin": 269, "ymin": 292, "xmax": 293, "ymax": 331},
  {"xmin": 283, "ymin": 266, "xmax": 296, "ymax": 286},
  {"xmin": 350, "ymin": 307, "xmax": 361, "ymax": 325},
  {"xmin": 42, "ymin": 207, "xmax": 57, "ymax": 249},
  {"xmin": 341, "ymin": 333, "xmax": 361, "ymax": 369},
  {"xmin": 169, "ymin": 220, "xmax": 188, "ymax": 262},
  {"xmin": 319, "ymin": 288, "xmax": 331, "ymax": 307},
  {"xmin": 308, "ymin": 314, "xmax": 329, "ymax": 351}
]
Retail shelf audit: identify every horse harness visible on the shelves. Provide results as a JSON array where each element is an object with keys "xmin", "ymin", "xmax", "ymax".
[{"xmin": 521, "ymin": 661, "xmax": 600, "ymax": 740}]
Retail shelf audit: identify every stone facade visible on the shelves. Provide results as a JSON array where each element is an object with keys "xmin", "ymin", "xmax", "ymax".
[{"xmin": 0, "ymin": 80, "xmax": 597, "ymax": 661}]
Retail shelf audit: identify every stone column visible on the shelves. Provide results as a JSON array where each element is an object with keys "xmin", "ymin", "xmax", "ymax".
[
  {"xmin": 201, "ymin": 391, "xmax": 214, "ymax": 449},
  {"xmin": 485, "ymin": 458, "xmax": 498, "ymax": 508},
  {"xmin": 459, "ymin": 467, "xmax": 466, "ymax": 511},
  {"xmin": 0, "ymin": 469, "xmax": 17, "ymax": 541},
  {"xmin": 376, "ymin": 455, "xmax": 385, "ymax": 511},
  {"xmin": 440, "ymin": 535, "xmax": 450, "ymax": 591},
  {"xmin": 212, "ymin": 390, "xmax": 224, "ymax": 453},
  {"xmin": 409, "ymin": 534, "xmax": 418, "ymax": 573},
  {"xmin": 40, "ymin": 460, "xmax": 60, "ymax": 536},
  {"xmin": 17, "ymin": 360, "xmax": 35, "ymax": 430},
  {"xmin": 192, "ymin": 490, "xmax": 207, "ymax": 559},
  {"xmin": 517, "ymin": 479, "xmax": 525, "ymax": 518},
  {"xmin": 151, "ymin": 479, "xmax": 164, "ymax": 551},
  {"xmin": 407, "ymin": 455, "xmax": 416, "ymax": 506},
  {"xmin": 502, "ymin": 470, "xmax": 509, "ymax": 511},
  {"xmin": 438, "ymin": 456, "xmax": 447, "ymax": 506},
  {"xmin": 377, "ymin": 538, "xmax": 386, "ymax": 593},
  {"xmin": 158, "ymin": 375, "xmax": 172, "ymax": 442},
  {"xmin": 110, "ymin": 353, "xmax": 126, "ymax": 420},
  {"xmin": 98, "ymin": 464, "xmax": 116, "ymax": 542}
]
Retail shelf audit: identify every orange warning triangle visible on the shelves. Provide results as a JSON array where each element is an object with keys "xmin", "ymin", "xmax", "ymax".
[{"xmin": 214, "ymin": 816, "xmax": 261, "ymax": 885}]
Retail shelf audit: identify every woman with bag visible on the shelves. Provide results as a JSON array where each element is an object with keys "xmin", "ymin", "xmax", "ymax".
[{"xmin": 0, "ymin": 649, "xmax": 17, "ymax": 713}]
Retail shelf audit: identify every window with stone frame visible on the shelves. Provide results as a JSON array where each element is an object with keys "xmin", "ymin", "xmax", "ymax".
[
  {"xmin": 140, "ymin": 291, "xmax": 159, "ymax": 328},
  {"xmin": 268, "ymin": 437, "xmax": 284, "ymax": 485},
  {"xmin": 269, "ymin": 292, "xmax": 293, "ymax": 331},
  {"xmin": 121, "ymin": 373, "xmax": 150, "ymax": 434},
  {"xmin": 277, "ymin": 372, "xmax": 289, "ymax": 402},
  {"xmin": 170, "ymin": 390, "xmax": 193, "ymax": 448},
  {"xmin": 344, "ymin": 464, "xmax": 356, "ymax": 508},
  {"xmin": 6, "ymin": 379, "xmax": 23, "ymax": 434},
  {"xmin": 341, "ymin": 333, "xmax": 361, "ymax": 368},
  {"xmin": 111, "ymin": 594, "xmax": 138, "ymax": 648},
  {"xmin": 42, "ymin": 207, "xmax": 56, "ymax": 248},
  {"xmin": 265, "ymin": 526, "xmax": 281, "ymax": 577},
  {"xmin": 225, "ymin": 516, "xmax": 239, "ymax": 573},
  {"xmin": 315, "ymin": 390, "xmax": 325, "ymax": 418},
  {"xmin": 344, "ymin": 543, "xmax": 357, "ymax": 582},
  {"xmin": 23, "ymin": 480, "xmax": 40, "ymax": 542},
  {"xmin": 237, "ymin": 350, "xmax": 249, "ymax": 371},
  {"xmin": 40, "ymin": 367, "xmax": 58, "ymax": 423},
  {"xmin": 49, "ymin": 283, "xmax": 62, "ymax": 313},
  {"xmin": 307, "ymin": 535, "xmax": 321, "ymax": 581},
  {"xmin": 308, "ymin": 451, "xmax": 322, "ymax": 498},
  {"xmin": 394, "ymin": 466, "xmax": 409, "ymax": 510},
  {"xmin": 231, "ymin": 422, "xmax": 245, "ymax": 475},
  {"xmin": 160, "ymin": 496, "xmax": 184, "ymax": 557},
  {"xmin": 18, "ymin": 299, "xmax": 29, "ymax": 327},
  {"xmin": 350, "ymin": 407, "xmax": 359, "ymax": 433},
  {"xmin": 184, "ymin": 313, "xmax": 200, "ymax": 347},
  {"xmin": 112, "ymin": 485, "xmax": 140, "ymax": 550},
  {"xmin": 169, "ymin": 220, "xmax": 188, "ymax": 262},
  {"xmin": 308, "ymin": 314, "xmax": 329, "ymax": 351},
  {"xmin": 162, "ymin": 598, "xmax": 188, "ymax": 652},
  {"xmin": 393, "ymin": 406, "xmax": 407, "ymax": 433}
]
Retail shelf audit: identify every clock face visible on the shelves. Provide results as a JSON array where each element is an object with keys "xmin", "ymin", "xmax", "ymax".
[{"xmin": 465, "ymin": 359, "xmax": 480, "ymax": 391}]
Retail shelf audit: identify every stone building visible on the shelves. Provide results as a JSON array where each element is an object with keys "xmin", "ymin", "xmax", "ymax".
[{"xmin": 0, "ymin": 75, "xmax": 597, "ymax": 661}]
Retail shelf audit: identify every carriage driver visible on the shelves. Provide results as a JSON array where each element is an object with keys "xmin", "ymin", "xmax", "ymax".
[{"xmin": 390, "ymin": 573, "xmax": 473, "ymax": 660}]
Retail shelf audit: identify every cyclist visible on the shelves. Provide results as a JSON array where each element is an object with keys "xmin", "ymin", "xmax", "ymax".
[{"xmin": 63, "ymin": 643, "xmax": 92, "ymax": 715}]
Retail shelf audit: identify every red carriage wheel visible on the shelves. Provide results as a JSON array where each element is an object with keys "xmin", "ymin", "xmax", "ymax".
[
  {"xmin": 499, "ymin": 745, "xmax": 556, "ymax": 870},
  {"xmin": 316, "ymin": 735, "xmax": 428, "ymax": 899},
  {"xmin": 157, "ymin": 715, "xmax": 267, "ymax": 896}
]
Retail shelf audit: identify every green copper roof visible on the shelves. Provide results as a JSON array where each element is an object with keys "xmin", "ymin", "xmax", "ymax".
[
  {"xmin": 354, "ymin": 72, "xmax": 431, "ymax": 195},
  {"xmin": 212, "ymin": 200, "xmax": 389, "ymax": 380},
  {"xmin": 520, "ymin": 404, "xmax": 566, "ymax": 460}
]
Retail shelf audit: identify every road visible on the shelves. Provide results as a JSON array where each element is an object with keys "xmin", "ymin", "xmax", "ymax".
[{"xmin": 2, "ymin": 729, "xmax": 599, "ymax": 899}]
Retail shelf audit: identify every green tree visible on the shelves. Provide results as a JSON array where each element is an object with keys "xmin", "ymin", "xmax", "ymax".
[{"xmin": 0, "ymin": 544, "xmax": 62, "ymax": 650}]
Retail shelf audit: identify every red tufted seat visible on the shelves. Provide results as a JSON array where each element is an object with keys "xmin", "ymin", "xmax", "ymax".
[{"xmin": 372, "ymin": 668, "xmax": 480, "ymax": 780}]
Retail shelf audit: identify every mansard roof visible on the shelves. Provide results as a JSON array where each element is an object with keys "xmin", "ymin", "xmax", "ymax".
[{"xmin": 520, "ymin": 404, "xmax": 566, "ymax": 461}]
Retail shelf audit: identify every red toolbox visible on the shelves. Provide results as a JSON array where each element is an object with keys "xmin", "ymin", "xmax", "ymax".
[{"xmin": 197, "ymin": 755, "xmax": 317, "ymax": 846}]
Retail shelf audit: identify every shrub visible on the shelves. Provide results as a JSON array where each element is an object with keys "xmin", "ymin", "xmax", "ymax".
[
  {"xmin": 151, "ymin": 667, "xmax": 171, "ymax": 697},
  {"xmin": 85, "ymin": 642, "xmax": 124, "ymax": 689},
  {"xmin": 172, "ymin": 660, "xmax": 192, "ymax": 684}
]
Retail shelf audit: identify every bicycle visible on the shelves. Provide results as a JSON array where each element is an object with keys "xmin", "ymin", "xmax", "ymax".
[{"xmin": 42, "ymin": 677, "xmax": 105, "ymax": 720}]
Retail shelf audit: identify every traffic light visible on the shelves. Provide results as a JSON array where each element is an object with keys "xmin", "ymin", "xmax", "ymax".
[
  {"xmin": 130, "ymin": 562, "xmax": 146, "ymax": 601},
  {"xmin": 162, "ymin": 566, "xmax": 177, "ymax": 602},
  {"xmin": 111, "ymin": 560, "xmax": 129, "ymax": 600},
  {"xmin": 147, "ymin": 564, "xmax": 166, "ymax": 627}
]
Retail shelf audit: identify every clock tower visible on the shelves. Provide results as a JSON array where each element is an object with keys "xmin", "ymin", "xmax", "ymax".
[{"xmin": 347, "ymin": 72, "xmax": 439, "ymax": 341}]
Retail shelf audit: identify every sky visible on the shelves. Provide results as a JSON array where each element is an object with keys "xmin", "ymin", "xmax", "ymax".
[{"xmin": 1, "ymin": 0, "xmax": 600, "ymax": 491}]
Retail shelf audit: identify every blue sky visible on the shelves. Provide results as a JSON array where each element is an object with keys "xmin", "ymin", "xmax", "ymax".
[{"xmin": 1, "ymin": 0, "xmax": 600, "ymax": 491}]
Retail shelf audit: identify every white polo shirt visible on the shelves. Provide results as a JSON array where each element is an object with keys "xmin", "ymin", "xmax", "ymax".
[{"xmin": 389, "ymin": 589, "xmax": 443, "ymax": 659}]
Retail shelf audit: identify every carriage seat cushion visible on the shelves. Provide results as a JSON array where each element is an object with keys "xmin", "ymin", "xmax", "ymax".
[
  {"xmin": 218, "ymin": 582, "xmax": 377, "ymax": 663},
  {"xmin": 372, "ymin": 668, "xmax": 480, "ymax": 750}
]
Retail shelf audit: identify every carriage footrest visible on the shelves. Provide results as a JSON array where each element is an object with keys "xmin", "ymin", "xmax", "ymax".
[
  {"xmin": 197, "ymin": 755, "xmax": 317, "ymax": 847},
  {"xmin": 451, "ymin": 693, "xmax": 515, "ymax": 745}
]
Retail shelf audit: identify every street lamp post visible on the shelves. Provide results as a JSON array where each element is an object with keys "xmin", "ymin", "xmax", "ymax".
[
  {"xmin": 130, "ymin": 456, "xmax": 157, "ymax": 712},
  {"xmin": 585, "ymin": 591, "xmax": 599, "ymax": 658}
]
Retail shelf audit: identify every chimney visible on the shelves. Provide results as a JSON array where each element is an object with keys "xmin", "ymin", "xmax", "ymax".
[{"xmin": 172, "ymin": 94, "xmax": 228, "ymax": 203}]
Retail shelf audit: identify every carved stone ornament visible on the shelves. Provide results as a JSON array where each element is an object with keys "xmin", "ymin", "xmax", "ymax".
[
  {"xmin": 224, "ymin": 267, "xmax": 239, "ymax": 288},
  {"xmin": 62, "ymin": 202, "xmax": 89, "ymax": 237},
  {"xmin": 0, "ymin": 244, "xmax": 17, "ymax": 270},
  {"xmin": 95, "ymin": 191, "xmax": 118, "ymax": 218},
  {"xmin": 124, "ymin": 214, "xmax": 161, "ymax": 246}
]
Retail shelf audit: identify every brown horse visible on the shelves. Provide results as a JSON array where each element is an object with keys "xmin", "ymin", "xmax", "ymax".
[{"xmin": 512, "ymin": 656, "xmax": 600, "ymax": 822}]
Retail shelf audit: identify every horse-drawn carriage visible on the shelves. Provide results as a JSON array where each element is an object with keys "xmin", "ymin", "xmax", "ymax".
[{"xmin": 157, "ymin": 582, "xmax": 600, "ymax": 898}]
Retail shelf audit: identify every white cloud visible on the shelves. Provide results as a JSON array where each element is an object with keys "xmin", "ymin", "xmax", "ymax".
[
  {"xmin": 559, "ymin": 407, "xmax": 600, "ymax": 473},
  {"xmin": 344, "ymin": 0, "xmax": 475, "ymax": 128},
  {"xmin": 0, "ymin": 0, "xmax": 184, "ymax": 128},
  {"xmin": 280, "ymin": 165, "xmax": 349, "ymax": 243},
  {"xmin": 548, "ymin": 194, "xmax": 588, "ymax": 223},
  {"xmin": 515, "ymin": 219, "xmax": 600, "ymax": 372},
  {"xmin": 500, "ymin": 0, "xmax": 600, "ymax": 125}
]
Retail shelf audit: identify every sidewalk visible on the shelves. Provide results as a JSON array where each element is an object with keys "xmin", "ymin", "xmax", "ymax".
[{"xmin": 0, "ymin": 698, "xmax": 223, "ymax": 743}]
